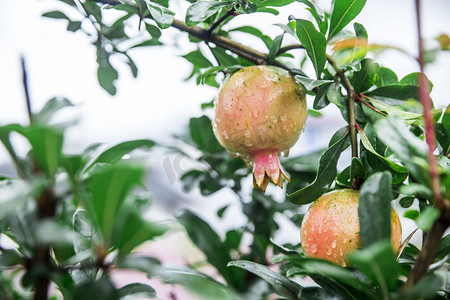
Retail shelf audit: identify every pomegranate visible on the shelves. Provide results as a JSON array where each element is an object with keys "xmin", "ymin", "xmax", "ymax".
[
  {"xmin": 300, "ymin": 189, "xmax": 402, "ymax": 266},
  {"xmin": 212, "ymin": 65, "xmax": 307, "ymax": 191}
]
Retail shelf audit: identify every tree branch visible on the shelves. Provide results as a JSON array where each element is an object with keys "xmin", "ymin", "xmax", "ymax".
[
  {"xmin": 404, "ymin": 0, "xmax": 450, "ymax": 288},
  {"xmin": 326, "ymin": 54, "xmax": 359, "ymax": 188},
  {"xmin": 89, "ymin": 0, "xmax": 291, "ymax": 70}
]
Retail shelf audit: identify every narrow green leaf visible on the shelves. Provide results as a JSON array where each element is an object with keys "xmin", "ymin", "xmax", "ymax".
[
  {"xmin": 357, "ymin": 126, "xmax": 408, "ymax": 173},
  {"xmin": 157, "ymin": 266, "xmax": 240, "ymax": 300},
  {"xmin": 358, "ymin": 171, "xmax": 393, "ymax": 247},
  {"xmin": 228, "ymin": 260, "xmax": 302, "ymax": 298},
  {"xmin": 252, "ymin": 0, "xmax": 295, "ymax": 7},
  {"xmin": 85, "ymin": 139, "xmax": 155, "ymax": 172},
  {"xmin": 185, "ymin": 1, "xmax": 234, "ymax": 26},
  {"xmin": 229, "ymin": 25, "xmax": 263, "ymax": 37},
  {"xmin": 296, "ymin": 19, "xmax": 327, "ymax": 78},
  {"xmin": 288, "ymin": 130, "xmax": 349, "ymax": 205},
  {"xmin": 347, "ymin": 241, "xmax": 399, "ymax": 293},
  {"xmin": 374, "ymin": 116, "xmax": 429, "ymax": 186},
  {"xmin": 297, "ymin": 0, "xmax": 325, "ymax": 21},
  {"xmin": 328, "ymin": 0, "xmax": 367, "ymax": 41},
  {"xmin": 177, "ymin": 210, "xmax": 245, "ymax": 290},
  {"xmin": 72, "ymin": 275, "xmax": 119, "ymax": 300},
  {"xmin": 33, "ymin": 97, "xmax": 74, "ymax": 126},
  {"xmin": 268, "ymin": 34, "xmax": 284, "ymax": 64},
  {"xmin": 42, "ymin": 11, "xmax": 70, "ymax": 20},
  {"xmin": 294, "ymin": 75, "xmax": 333, "ymax": 91},
  {"xmin": 117, "ymin": 283, "xmax": 156, "ymax": 299},
  {"xmin": 145, "ymin": 1, "xmax": 175, "ymax": 29}
]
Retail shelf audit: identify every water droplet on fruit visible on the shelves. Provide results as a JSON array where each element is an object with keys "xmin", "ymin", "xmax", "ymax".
[
  {"xmin": 318, "ymin": 224, "xmax": 323, "ymax": 234},
  {"xmin": 311, "ymin": 243, "xmax": 317, "ymax": 253},
  {"xmin": 222, "ymin": 131, "xmax": 229, "ymax": 139},
  {"xmin": 281, "ymin": 114, "xmax": 287, "ymax": 122},
  {"xmin": 331, "ymin": 240, "xmax": 337, "ymax": 248},
  {"xmin": 244, "ymin": 130, "xmax": 251, "ymax": 138},
  {"xmin": 229, "ymin": 151, "xmax": 239, "ymax": 158},
  {"xmin": 243, "ymin": 139, "xmax": 253, "ymax": 147},
  {"xmin": 253, "ymin": 110, "xmax": 258, "ymax": 118},
  {"xmin": 270, "ymin": 115, "xmax": 278, "ymax": 123},
  {"xmin": 326, "ymin": 248, "xmax": 332, "ymax": 256},
  {"xmin": 339, "ymin": 248, "xmax": 344, "ymax": 256}
]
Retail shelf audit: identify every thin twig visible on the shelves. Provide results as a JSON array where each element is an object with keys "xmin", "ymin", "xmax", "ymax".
[
  {"xmin": 358, "ymin": 94, "xmax": 387, "ymax": 116},
  {"xmin": 206, "ymin": 8, "xmax": 236, "ymax": 38},
  {"xmin": 21, "ymin": 56, "xmax": 33, "ymax": 124}
]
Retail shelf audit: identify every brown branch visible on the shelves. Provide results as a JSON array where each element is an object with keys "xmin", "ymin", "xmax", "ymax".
[
  {"xmin": 404, "ymin": 0, "xmax": 450, "ymax": 288},
  {"xmin": 326, "ymin": 54, "xmax": 359, "ymax": 188},
  {"xmin": 89, "ymin": 0, "xmax": 291, "ymax": 70},
  {"xmin": 21, "ymin": 56, "xmax": 33, "ymax": 124}
]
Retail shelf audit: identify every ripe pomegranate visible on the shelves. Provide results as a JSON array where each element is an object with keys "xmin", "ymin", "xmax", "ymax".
[
  {"xmin": 212, "ymin": 65, "xmax": 307, "ymax": 191},
  {"xmin": 300, "ymin": 189, "xmax": 402, "ymax": 266}
]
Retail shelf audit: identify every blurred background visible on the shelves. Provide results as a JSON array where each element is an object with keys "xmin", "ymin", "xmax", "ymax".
[{"xmin": 0, "ymin": 0, "xmax": 449, "ymax": 267}]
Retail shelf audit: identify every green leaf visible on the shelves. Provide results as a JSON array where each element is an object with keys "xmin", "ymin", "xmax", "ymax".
[
  {"xmin": 189, "ymin": 116, "xmax": 223, "ymax": 153},
  {"xmin": 357, "ymin": 125, "xmax": 408, "ymax": 173},
  {"xmin": 117, "ymin": 283, "xmax": 156, "ymax": 299},
  {"xmin": 42, "ymin": 11, "xmax": 70, "ymax": 20},
  {"xmin": 144, "ymin": 1, "xmax": 175, "ymax": 29},
  {"xmin": 416, "ymin": 206, "xmax": 440, "ymax": 232},
  {"xmin": 363, "ymin": 96, "xmax": 424, "ymax": 125},
  {"xmin": 347, "ymin": 241, "xmax": 399, "ymax": 293},
  {"xmin": 297, "ymin": 0, "xmax": 325, "ymax": 21},
  {"xmin": 295, "ymin": 19, "xmax": 327, "ymax": 78},
  {"xmin": 294, "ymin": 76, "xmax": 333, "ymax": 91},
  {"xmin": 284, "ymin": 257, "xmax": 376, "ymax": 297},
  {"xmin": 268, "ymin": 34, "xmax": 284, "ymax": 64},
  {"xmin": 67, "ymin": 20, "xmax": 82, "ymax": 32},
  {"xmin": 350, "ymin": 58, "xmax": 379, "ymax": 93},
  {"xmin": 23, "ymin": 126, "xmax": 64, "ymax": 177},
  {"xmin": 156, "ymin": 266, "xmax": 240, "ymax": 300},
  {"xmin": 228, "ymin": 260, "xmax": 302, "ymax": 298},
  {"xmin": 177, "ymin": 210, "xmax": 245, "ymax": 290},
  {"xmin": 185, "ymin": 1, "xmax": 234, "ymax": 26},
  {"xmin": 328, "ymin": 0, "xmax": 367, "ymax": 41},
  {"xmin": 72, "ymin": 275, "xmax": 119, "ymax": 300},
  {"xmin": 0, "ymin": 249, "xmax": 23, "ymax": 267},
  {"xmin": 358, "ymin": 171, "xmax": 393, "ymax": 248},
  {"xmin": 210, "ymin": 47, "xmax": 239, "ymax": 66},
  {"xmin": 252, "ymin": 0, "xmax": 295, "ymax": 7},
  {"xmin": 86, "ymin": 163, "xmax": 145, "ymax": 245},
  {"xmin": 374, "ymin": 116, "xmax": 429, "ymax": 186},
  {"xmin": 299, "ymin": 287, "xmax": 346, "ymax": 300},
  {"xmin": 85, "ymin": 139, "xmax": 155, "ymax": 172},
  {"xmin": 336, "ymin": 157, "xmax": 366, "ymax": 187},
  {"xmin": 113, "ymin": 208, "xmax": 168, "ymax": 257},
  {"xmin": 288, "ymin": 130, "xmax": 349, "ymax": 204},
  {"xmin": 183, "ymin": 49, "xmax": 214, "ymax": 69},
  {"xmin": 376, "ymin": 67, "xmax": 398, "ymax": 87},
  {"xmin": 230, "ymin": 25, "xmax": 263, "ymax": 37},
  {"xmin": 33, "ymin": 97, "xmax": 74, "ymax": 126},
  {"xmin": 97, "ymin": 51, "xmax": 118, "ymax": 95},
  {"xmin": 0, "ymin": 179, "xmax": 33, "ymax": 220}
]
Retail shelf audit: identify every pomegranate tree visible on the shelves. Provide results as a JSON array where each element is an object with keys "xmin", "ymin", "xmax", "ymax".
[
  {"xmin": 300, "ymin": 189, "xmax": 402, "ymax": 266},
  {"xmin": 212, "ymin": 65, "xmax": 307, "ymax": 191}
]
